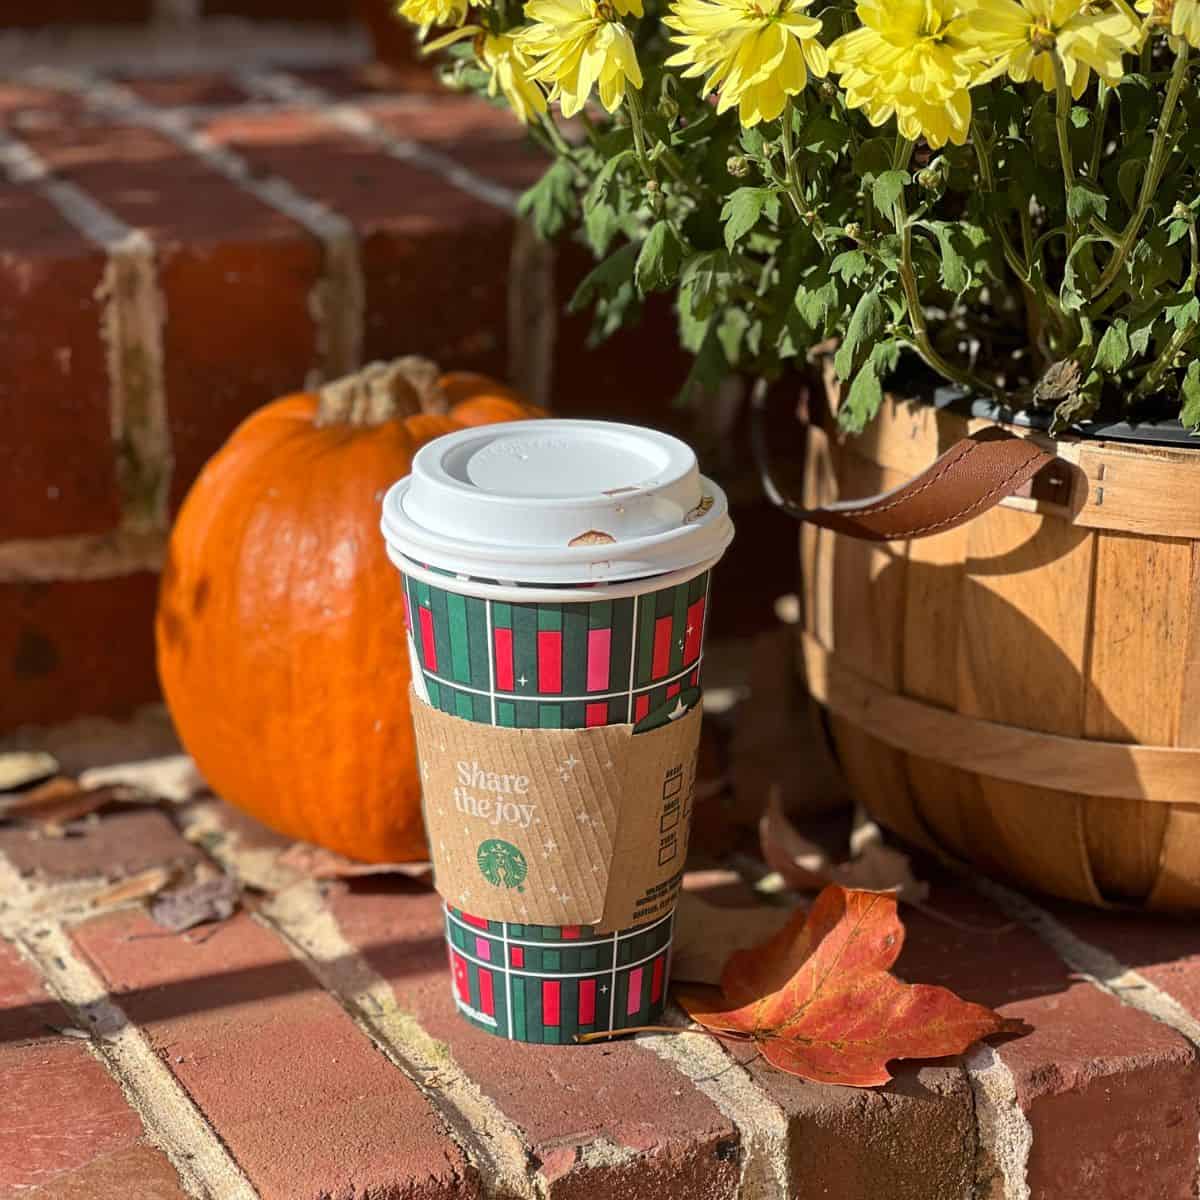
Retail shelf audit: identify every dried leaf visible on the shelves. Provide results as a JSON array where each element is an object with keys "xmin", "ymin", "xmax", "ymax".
[
  {"xmin": 89, "ymin": 866, "xmax": 175, "ymax": 909},
  {"xmin": 79, "ymin": 755, "xmax": 207, "ymax": 803},
  {"xmin": 150, "ymin": 875, "xmax": 240, "ymax": 933},
  {"xmin": 672, "ymin": 890, "xmax": 792, "ymax": 986},
  {"xmin": 0, "ymin": 777, "xmax": 151, "ymax": 829},
  {"xmin": 676, "ymin": 884, "xmax": 1025, "ymax": 1087},
  {"xmin": 760, "ymin": 793, "xmax": 930, "ymax": 905},
  {"xmin": 1033, "ymin": 357, "xmax": 1083, "ymax": 403},
  {"xmin": 0, "ymin": 751, "xmax": 59, "ymax": 791},
  {"xmin": 276, "ymin": 843, "xmax": 433, "ymax": 882}
]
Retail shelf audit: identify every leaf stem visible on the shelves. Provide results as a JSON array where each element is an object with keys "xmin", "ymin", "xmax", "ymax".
[
  {"xmin": 575, "ymin": 1024, "xmax": 751, "ymax": 1045},
  {"xmin": 1089, "ymin": 45, "xmax": 1191, "ymax": 306}
]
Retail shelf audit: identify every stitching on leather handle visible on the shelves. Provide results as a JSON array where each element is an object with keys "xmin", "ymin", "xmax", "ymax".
[
  {"xmin": 847, "ymin": 440, "xmax": 981, "ymax": 519},
  {"xmin": 883, "ymin": 446, "xmax": 1049, "ymax": 539}
]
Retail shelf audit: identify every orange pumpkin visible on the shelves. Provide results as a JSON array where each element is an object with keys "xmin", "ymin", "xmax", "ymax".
[{"xmin": 157, "ymin": 358, "xmax": 544, "ymax": 862}]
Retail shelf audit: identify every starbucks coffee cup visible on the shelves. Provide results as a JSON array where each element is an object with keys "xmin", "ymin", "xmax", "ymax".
[{"xmin": 381, "ymin": 420, "xmax": 733, "ymax": 1043}]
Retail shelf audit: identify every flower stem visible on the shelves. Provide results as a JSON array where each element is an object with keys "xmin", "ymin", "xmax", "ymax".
[
  {"xmin": 1052, "ymin": 52, "xmax": 1078, "ymax": 249},
  {"xmin": 892, "ymin": 138, "xmax": 1001, "ymax": 401},
  {"xmin": 1135, "ymin": 320, "xmax": 1197, "ymax": 399},
  {"xmin": 537, "ymin": 111, "xmax": 573, "ymax": 159},
  {"xmin": 779, "ymin": 97, "xmax": 806, "ymax": 219},
  {"xmin": 625, "ymin": 89, "xmax": 655, "ymax": 183},
  {"xmin": 1090, "ymin": 45, "xmax": 1191, "ymax": 305}
]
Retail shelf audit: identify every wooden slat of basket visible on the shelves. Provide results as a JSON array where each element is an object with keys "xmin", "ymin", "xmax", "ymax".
[
  {"xmin": 900, "ymin": 521, "xmax": 982, "ymax": 860},
  {"xmin": 826, "ymin": 455, "xmax": 932, "ymax": 849},
  {"xmin": 803, "ymin": 633, "xmax": 1200, "ymax": 806},
  {"xmin": 1082, "ymin": 531, "xmax": 1191, "ymax": 899},
  {"xmin": 956, "ymin": 506, "xmax": 1103, "ymax": 904},
  {"xmin": 1147, "ymin": 541, "xmax": 1200, "ymax": 909}
]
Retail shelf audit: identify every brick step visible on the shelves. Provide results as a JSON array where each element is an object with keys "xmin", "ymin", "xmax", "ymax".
[
  {"xmin": 0, "ymin": 59, "xmax": 804, "ymax": 732},
  {"xmin": 1, "ymin": 773, "xmax": 1198, "ymax": 1200}
]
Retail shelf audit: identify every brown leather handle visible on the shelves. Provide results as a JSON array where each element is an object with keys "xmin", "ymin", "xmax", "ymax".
[{"xmin": 796, "ymin": 428, "xmax": 1058, "ymax": 542}]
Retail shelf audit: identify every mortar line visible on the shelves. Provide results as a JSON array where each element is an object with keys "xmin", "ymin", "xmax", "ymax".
[
  {"xmin": 237, "ymin": 68, "xmax": 521, "ymax": 215},
  {"xmin": 638, "ymin": 1008, "xmax": 791, "ymax": 1200},
  {"xmin": 26, "ymin": 66, "xmax": 365, "ymax": 383},
  {"xmin": 963, "ymin": 1044, "xmax": 1033, "ymax": 1200},
  {"xmin": 0, "ymin": 528, "xmax": 166, "ymax": 584},
  {"xmin": 178, "ymin": 803, "xmax": 542, "ymax": 1200},
  {"xmin": 972, "ymin": 876, "xmax": 1200, "ymax": 1047},
  {"xmin": 0, "ymin": 856, "xmax": 258, "ymax": 1200},
  {"xmin": 0, "ymin": 127, "xmax": 171, "ymax": 532}
]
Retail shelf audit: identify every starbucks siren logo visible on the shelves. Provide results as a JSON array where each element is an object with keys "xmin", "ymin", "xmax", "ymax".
[{"xmin": 477, "ymin": 839, "xmax": 528, "ymax": 890}]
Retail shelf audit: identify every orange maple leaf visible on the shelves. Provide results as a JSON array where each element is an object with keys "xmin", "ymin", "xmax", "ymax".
[{"xmin": 676, "ymin": 884, "xmax": 1026, "ymax": 1087}]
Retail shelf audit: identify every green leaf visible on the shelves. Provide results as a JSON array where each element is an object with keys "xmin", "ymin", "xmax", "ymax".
[
  {"xmin": 1092, "ymin": 319, "xmax": 1131, "ymax": 373},
  {"xmin": 568, "ymin": 242, "xmax": 639, "ymax": 313},
  {"xmin": 830, "ymin": 248, "xmax": 870, "ymax": 284},
  {"xmin": 841, "ymin": 360, "xmax": 883, "ymax": 434},
  {"xmin": 721, "ymin": 187, "xmax": 777, "ymax": 251},
  {"xmin": 678, "ymin": 321, "xmax": 728, "ymax": 405},
  {"xmin": 1117, "ymin": 159, "xmax": 1147, "ymax": 214},
  {"xmin": 872, "ymin": 170, "xmax": 911, "ymax": 215},
  {"xmin": 517, "ymin": 158, "xmax": 577, "ymax": 240},
  {"xmin": 635, "ymin": 221, "xmax": 685, "ymax": 294},
  {"xmin": 834, "ymin": 291, "xmax": 886, "ymax": 380},
  {"xmin": 1182, "ymin": 361, "xmax": 1200, "ymax": 433},
  {"xmin": 1060, "ymin": 235, "xmax": 1106, "ymax": 313},
  {"xmin": 853, "ymin": 137, "xmax": 892, "ymax": 177},
  {"xmin": 794, "ymin": 269, "xmax": 839, "ymax": 331},
  {"xmin": 1067, "ymin": 182, "xmax": 1108, "ymax": 225},
  {"xmin": 926, "ymin": 222, "xmax": 970, "ymax": 296}
]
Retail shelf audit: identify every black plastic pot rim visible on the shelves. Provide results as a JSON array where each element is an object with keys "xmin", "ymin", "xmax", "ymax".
[{"xmin": 931, "ymin": 384, "xmax": 1200, "ymax": 451}]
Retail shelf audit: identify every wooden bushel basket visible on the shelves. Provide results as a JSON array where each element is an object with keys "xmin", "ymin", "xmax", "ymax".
[{"xmin": 797, "ymin": 374, "xmax": 1200, "ymax": 912}]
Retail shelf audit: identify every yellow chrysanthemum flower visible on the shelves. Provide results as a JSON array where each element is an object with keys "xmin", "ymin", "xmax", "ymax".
[
  {"xmin": 664, "ymin": 0, "xmax": 828, "ymax": 127},
  {"xmin": 425, "ymin": 26, "xmax": 548, "ymax": 123},
  {"xmin": 964, "ymin": 0, "xmax": 1141, "ymax": 97},
  {"xmin": 518, "ymin": 0, "xmax": 644, "ymax": 117},
  {"xmin": 396, "ymin": 0, "xmax": 471, "ymax": 34},
  {"xmin": 481, "ymin": 32, "xmax": 549, "ymax": 123},
  {"xmin": 1136, "ymin": 0, "xmax": 1200, "ymax": 45},
  {"xmin": 829, "ymin": 0, "xmax": 982, "ymax": 148}
]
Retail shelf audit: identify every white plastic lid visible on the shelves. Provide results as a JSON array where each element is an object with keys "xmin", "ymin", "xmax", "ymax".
[{"xmin": 380, "ymin": 419, "xmax": 734, "ymax": 584}]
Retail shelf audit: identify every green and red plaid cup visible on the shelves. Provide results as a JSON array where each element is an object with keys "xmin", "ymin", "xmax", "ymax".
[
  {"xmin": 400, "ymin": 563, "xmax": 711, "ymax": 1043},
  {"xmin": 381, "ymin": 418, "xmax": 733, "ymax": 1044}
]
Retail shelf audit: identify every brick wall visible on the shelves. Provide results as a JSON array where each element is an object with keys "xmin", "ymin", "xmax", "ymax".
[{"xmin": 2, "ymin": 55, "xmax": 787, "ymax": 731}]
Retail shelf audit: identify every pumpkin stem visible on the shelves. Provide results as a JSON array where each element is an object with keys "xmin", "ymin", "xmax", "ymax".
[{"xmin": 316, "ymin": 357, "xmax": 449, "ymax": 426}]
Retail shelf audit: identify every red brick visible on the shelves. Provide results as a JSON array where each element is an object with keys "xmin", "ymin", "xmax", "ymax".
[
  {"xmin": 0, "ymin": 83, "xmax": 85, "ymax": 125},
  {"xmin": 0, "ymin": 808, "xmax": 202, "ymax": 884},
  {"xmin": 0, "ymin": 940, "xmax": 186, "ymax": 1198},
  {"xmin": 326, "ymin": 885, "xmax": 740, "ymax": 1199},
  {"xmin": 898, "ymin": 887, "xmax": 1200, "ymax": 1200},
  {"xmin": 203, "ymin": 107, "xmax": 516, "ymax": 378},
  {"xmin": 370, "ymin": 98, "xmax": 548, "ymax": 193},
  {"xmin": 0, "ymin": 574, "xmax": 160, "ymax": 730},
  {"xmin": 0, "ymin": 184, "xmax": 119, "ymax": 540},
  {"xmin": 15, "ymin": 110, "xmax": 323, "ymax": 512},
  {"xmin": 1046, "ymin": 903, "xmax": 1200, "ymax": 1020},
  {"xmin": 115, "ymin": 74, "xmax": 254, "ymax": 109},
  {"xmin": 283, "ymin": 62, "xmax": 442, "ymax": 98},
  {"xmin": 71, "ymin": 907, "xmax": 478, "ymax": 1200}
]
